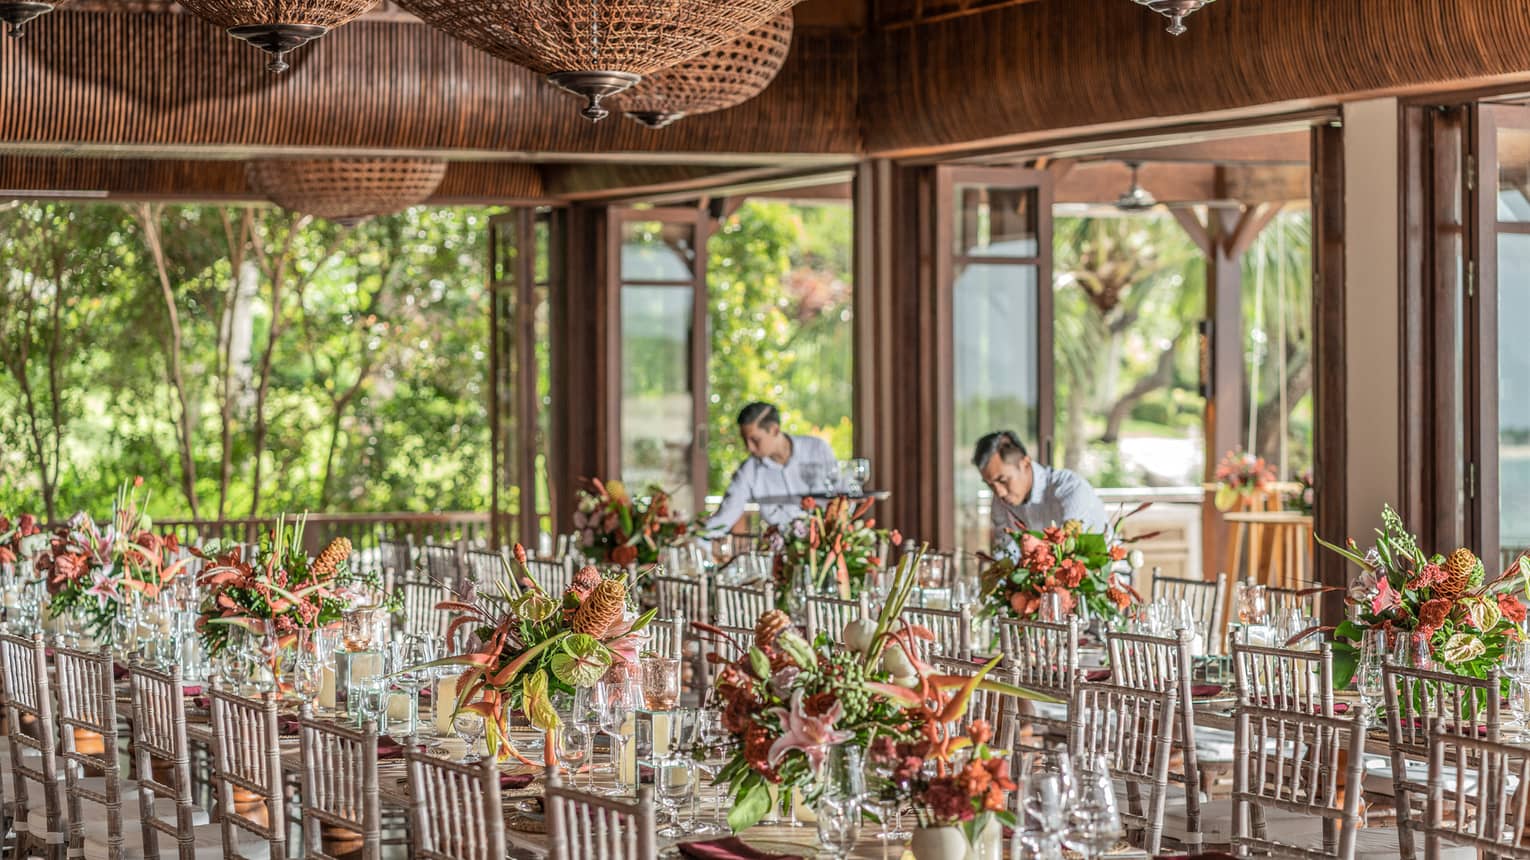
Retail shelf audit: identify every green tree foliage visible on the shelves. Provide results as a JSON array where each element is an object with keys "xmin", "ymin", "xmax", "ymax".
[
  {"xmin": 704, "ymin": 200, "xmax": 855, "ymax": 493},
  {"xmin": 0, "ymin": 202, "xmax": 491, "ymax": 521}
]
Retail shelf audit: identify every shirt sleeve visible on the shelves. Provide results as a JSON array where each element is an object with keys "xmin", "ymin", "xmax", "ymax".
[{"xmin": 701, "ymin": 461, "xmax": 754, "ymax": 538}]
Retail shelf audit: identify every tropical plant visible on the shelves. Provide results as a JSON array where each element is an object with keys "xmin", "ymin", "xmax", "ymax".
[{"xmin": 573, "ymin": 478, "xmax": 688, "ymax": 566}]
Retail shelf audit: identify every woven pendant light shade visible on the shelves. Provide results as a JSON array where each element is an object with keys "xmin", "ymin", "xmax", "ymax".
[
  {"xmin": 175, "ymin": 0, "xmax": 376, "ymax": 71},
  {"xmin": 616, "ymin": 12, "xmax": 792, "ymax": 129},
  {"xmin": 0, "ymin": 0, "xmax": 64, "ymax": 37},
  {"xmin": 246, "ymin": 158, "xmax": 448, "ymax": 226},
  {"xmin": 395, "ymin": 0, "xmax": 795, "ymax": 122},
  {"xmin": 1133, "ymin": 0, "xmax": 1216, "ymax": 34}
]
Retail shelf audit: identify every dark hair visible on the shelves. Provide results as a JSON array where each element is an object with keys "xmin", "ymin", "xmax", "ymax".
[
  {"xmin": 971, "ymin": 431, "xmax": 1028, "ymax": 469},
  {"xmin": 737, "ymin": 401, "xmax": 780, "ymax": 429}
]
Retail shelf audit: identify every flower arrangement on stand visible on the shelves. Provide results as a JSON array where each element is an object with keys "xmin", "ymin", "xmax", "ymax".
[
  {"xmin": 763, "ymin": 496, "xmax": 898, "ymax": 602},
  {"xmin": 1213, "ymin": 449, "xmax": 1277, "ymax": 512},
  {"xmin": 1288, "ymin": 469, "xmax": 1315, "ymax": 516},
  {"xmin": 705, "ymin": 548, "xmax": 1043, "ymax": 834},
  {"xmin": 977, "ymin": 517, "xmax": 1142, "ymax": 628},
  {"xmin": 574, "ymin": 478, "xmax": 688, "ymax": 566},
  {"xmin": 423, "ymin": 546, "xmax": 655, "ymax": 766},
  {"xmin": 195, "ymin": 513, "xmax": 385, "ymax": 676},
  {"xmin": 1320, "ymin": 505, "xmax": 1530, "ymax": 687},
  {"xmin": 34, "ymin": 480, "xmax": 189, "ymax": 641}
]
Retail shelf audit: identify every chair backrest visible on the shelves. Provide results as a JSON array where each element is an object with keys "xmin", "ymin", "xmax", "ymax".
[
  {"xmin": 526, "ymin": 558, "xmax": 572, "ymax": 595},
  {"xmin": 207, "ymin": 682, "xmax": 287, "ymax": 859},
  {"xmin": 714, "ymin": 583, "xmax": 775, "ymax": 627},
  {"xmin": 1070, "ymin": 677, "xmax": 1179, "ymax": 855},
  {"xmin": 1232, "ymin": 703, "xmax": 1368, "ymax": 859},
  {"xmin": 901, "ymin": 604, "xmax": 972, "ymax": 661},
  {"xmin": 696, "ymin": 624, "xmax": 755, "ymax": 670},
  {"xmin": 805, "ymin": 594, "xmax": 863, "ymax": 642},
  {"xmin": 404, "ymin": 744, "xmax": 505, "ymax": 860},
  {"xmin": 54, "ymin": 643, "xmax": 127, "ymax": 858},
  {"xmin": 462, "ymin": 547, "xmax": 505, "ymax": 586},
  {"xmin": 0, "ymin": 631, "xmax": 63, "ymax": 850},
  {"xmin": 1423, "ymin": 724, "xmax": 1530, "ymax": 859},
  {"xmin": 377, "ymin": 536, "xmax": 414, "ymax": 587},
  {"xmin": 399, "ymin": 580, "xmax": 452, "ymax": 640},
  {"xmin": 545, "ymin": 771, "xmax": 656, "ymax": 860},
  {"xmin": 298, "ymin": 706, "xmax": 381, "ymax": 860},
  {"xmin": 651, "ymin": 574, "xmax": 708, "ymax": 624},
  {"xmin": 421, "ymin": 542, "xmax": 463, "ymax": 589},
  {"xmin": 1230, "ymin": 640, "xmax": 1334, "ymax": 715},
  {"xmin": 646, "ymin": 617, "xmax": 686, "ymax": 665},
  {"xmin": 1265, "ymin": 584, "xmax": 1319, "ymax": 621},
  {"xmin": 718, "ymin": 551, "xmax": 773, "ymax": 584},
  {"xmin": 1149, "ymin": 570, "xmax": 1228, "ymax": 654},
  {"xmin": 1382, "ymin": 661, "xmax": 1501, "ymax": 858},
  {"xmin": 127, "ymin": 661, "xmax": 201, "ymax": 860},
  {"xmin": 997, "ymin": 616, "xmax": 1079, "ymax": 697}
]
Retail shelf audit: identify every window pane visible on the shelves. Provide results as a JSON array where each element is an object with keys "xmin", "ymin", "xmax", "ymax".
[
  {"xmin": 1498, "ymin": 129, "xmax": 1530, "ymax": 222},
  {"xmin": 621, "ymin": 285, "xmax": 695, "ymax": 514},
  {"xmin": 954, "ymin": 261, "xmax": 1039, "ymax": 555},
  {"xmin": 1499, "ymin": 232, "xmax": 1530, "ymax": 563},
  {"xmin": 953, "ymin": 185, "xmax": 1039, "ymax": 258},
  {"xmin": 621, "ymin": 220, "xmax": 696, "ymax": 281}
]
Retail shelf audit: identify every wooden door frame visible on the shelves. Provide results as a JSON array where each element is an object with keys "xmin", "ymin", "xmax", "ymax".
[{"xmin": 488, "ymin": 209, "xmax": 550, "ymax": 548}]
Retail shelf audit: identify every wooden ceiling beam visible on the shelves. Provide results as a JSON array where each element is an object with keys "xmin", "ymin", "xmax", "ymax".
[{"xmin": 1053, "ymin": 162, "xmax": 1308, "ymax": 206}]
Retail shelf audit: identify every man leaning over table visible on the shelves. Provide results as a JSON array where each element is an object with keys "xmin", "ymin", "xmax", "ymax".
[
  {"xmin": 699, "ymin": 401, "xmax": 838, "ymax": 539},
  {"xmin": 972, "ymin": 430, "xmax": 1110, "ymax": 559}
]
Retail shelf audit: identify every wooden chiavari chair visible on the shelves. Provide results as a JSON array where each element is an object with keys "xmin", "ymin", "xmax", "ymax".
[
  {"xmin": 545, "ymin": 771, "xmax": 656, "ymax": 860},
  {"xmin": 1149, "ymin": 570, "xmax": 1228, "ymax": 654},
  {"xmin": 804, "ymin": 594, "xmax": 865, "ymax": 643},
  {"xmin": 1233, "ymin": 704, "xmax": 1368, "ymax": 859},
  {"xmin": 526, "ymin": 558, "xmax": 573, "ymax": 596},
  {"xmin": 651, "ymin": 573, "xmax": 709, "ymax": 625},
  {"xmin": 1106, "ymin": 628, "xmax": 1206, "ymax": 850},
  {"xmin": 54, "ymin": 643, "xmax": 130, "ymax": 860},
  {"xmin": 403, "ymin": 744, "xmax": 504, "ymax": 860},
  {"xmin": 462, "ymin": 547, "xmax": 505, "ymax": 586},
  {"xmin": 1230, "ymin": 640, "xmax": 1334, "ymax": 715},
  {"xmin": 398, "ymin": 581, "xmax": 452, "ymax": 641},
  {"xmin": 900, "ymin": 604, "xmax": 972, "ymax": 662},
  {"xmin": 420, "ymin": 542, "xmax": 463, "ymax": 590},
  {"xmin": 1, "ymin": 631, "xmax": 65, "ymax": 859},
  {"xmin": 1379, "ymin": 663, "xmax": 1502, "ymax": 859},
  {"xmin": 296, "ymin": 705, "xmax": 380, "ymax": 860},
  {"xmin": 1070, "ymin": 675, "xmax": 1179, "ymax": 856},
  {"xmin": 377, "ymin": 537, "xmax": 413, "ymax": 588},
  {"xmin": 206, "ymin": 682, "xmax": 287, "ymax": 859},
  {"xmin": 1423, "ymin": 724, "xmax": 1530, "ymax": 858},
  {"xmin": 996, "ymin": 616, "xmax": 1079, "ymax": 743},
  {"xmin": 713, "ymin": 583, "xmax": 775, "ymax": 628},
  {"xmin": 126, "ymin": 661, "xmax": 214, "ymax": 860}
]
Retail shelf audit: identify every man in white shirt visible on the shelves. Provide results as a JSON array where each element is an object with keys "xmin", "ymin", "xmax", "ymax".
[
  {"xmin": 700, "ymin": 402, "xmax": 839, "ymax": 538},
  {"xmin": 973, "ymin": 430, "xmax": 1109, "ymax": 557}
]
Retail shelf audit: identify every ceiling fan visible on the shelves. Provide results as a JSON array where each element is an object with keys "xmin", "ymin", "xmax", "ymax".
[{"xmin": 1114, "ymin": 162, "xmax": 1159, "ymax": 212}]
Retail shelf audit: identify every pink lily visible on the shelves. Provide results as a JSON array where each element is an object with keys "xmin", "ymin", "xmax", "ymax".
[
  {"xmin": 1371, "ymin": 578, "xmax": 1401, "ymax": 616},
  {"xmin": 84, "ymin": 567, "xmax": 121, "ymax": 611},
  {"xmin": 766, "ymin": 690, "xmax": 854, "ymax": 773}
]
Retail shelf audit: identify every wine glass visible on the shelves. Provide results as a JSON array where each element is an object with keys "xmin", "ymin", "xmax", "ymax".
[
  {"xmin": 452, "ymin": 711, "xmax": 486, "ymax": 763},
  {"xmin": 595, "ymin": 679, "xmax": 636, "ymax": 796},
  {"xmin": 655, "ymin": 709, "xmax": 696, "ymax": 838},
  {"xmin": 556, "ymin": 721, "xmax": 592, "ymax": 789},
  {"xmin": 1063, "ymin": 756, "xmax": 1121, "ymax": 860},
  {"xmin": 863, "ymin": 741, "xmax": 907, "ymax": 851},
  {"xmin": 814, "ymin": 796, "xmax": 861, "ymax": 860},
  {"xmin": 691, "ymin": 709, "xmax": 730, "ymax": 836},
  {"xmin": 850, "ymin": 458, "xmax": 871, "ymax": 494},
  {"xmin": 293, "ymin": 655, "xmax": 324, "ymax": 711},
  {"xmin": 393, "ymin": 636, "xmax": 435, "ymax": 738}
]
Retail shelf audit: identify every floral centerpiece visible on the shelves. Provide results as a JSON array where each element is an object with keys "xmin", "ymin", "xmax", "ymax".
[
  {"xmin": 1288, "ymin": 469, "xmax": 1315, "ymax": 516},
  {"xmin": 1213, "ymin": 449, "xmax": 1277, "ymax": 512},
  {"xmin": 1320, "ymin": 505, "xmax": 1530, "ymax": 687},
  {"xmin": 706, "ymin": 548, "xmax": 1042, "ymax": 833},
  {"xmin": 574, "ymin": 478, "xmax": 688, "ymax": 566},
  {"xmin": 763, "ymin": 496, "xmax": 898, "ymax": 601},
  {"xmin": 0, "ymin": 513, "xmax": 42, "ymax": 576},
  {"xmin": 869, "ymin": 722, "xmax": 1016, "ymax": 859},
  {"xmin": 425, "ymin": 546, "xmax": 655, "ymax": 765},
  {"xmin": 195, "ymin": 513, "xmax": 382, "ymax": 658},
  {"xmin": 34, "ymin": 480, "xmax": 189, "ymax": 640},
  {"xmin": 977, "ymin": 516, "xmax": 1141, "ymax": 627}
]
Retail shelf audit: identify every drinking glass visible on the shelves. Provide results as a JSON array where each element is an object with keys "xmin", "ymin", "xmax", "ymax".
[
  {"xmin": 814, "ymin": 797, "xmax": 861, "ymax": 860},
  {"xmin": 1039, "ymin": 591, "xmax": 1065, "ymax": 624},
  {"xmin": 655, "ymin": 710, "xmax": 696, "ymax": 838},
  {"xmin": 640, "ymin": 655, "xmax": 681, "ymax": 711},
  {"xmin": 352, "ymin": 674, "xmax": 388, "ymax": 733},
  {"xmin": 863, "ymin": 741, "xmax": 908, "ymax": 848},
  {"xmin": 556, "ymin": 721, "xmax": 592, "ymax": 789},
  {"xmin": 393, "ymin": 636, "xmax": 434, "ymax": 738},
  {"xmin": 850, "ymin": 458, "xmax": 871, "ymax": 493},
  {"xmin": 293, "ymin": 656, "xmax": 324, "ymax": 711},
  {"xmin": 1063, "ymin": 756, "xmax": 1121, "ymax": 860},
  {"xmin": 691, "ymin": 709, "xmax": 729, "ymax": 836},
  {"xmin": 1236, "ymin": 583, "xmax": 1268, "ymax": 626},
  {"xmin": 452, "ymin": 712, "xmax": 486, "ymax": 763},
  {"xmin": 596, "ymin": 679, "xmax": 637, "ymax": 796}
]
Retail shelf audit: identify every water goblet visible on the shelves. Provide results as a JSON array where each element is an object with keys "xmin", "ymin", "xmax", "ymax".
[
  {"xmin": 595, "ymin": 679, "xmax": 636, "ymax": 796},
  {"xmin": 556, "ymin": 721, "xmax": 592, "ymax": 789},
  {"xmin": 814, "ymin": 796, "xmax": 861, "ymax": 860},
  {"xmin": 452, "ymin": 712, "xmax": 486, "ymax": 763},
  {"xmin": 1063, "ymin": 756, "xmax": 1121, "ymax": 860}
]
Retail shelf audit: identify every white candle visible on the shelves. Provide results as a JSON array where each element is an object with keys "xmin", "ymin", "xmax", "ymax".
[
  {"xmin": 434, "ymin": 674, "xmax": 460, "ymax": 736},
  {"xmin": 319, "ymin": 666, "xmax": 337, "ymax": 709},
  {"xmin": 616, "ymin": 713, "xmax": 637, "ymax": 785}
]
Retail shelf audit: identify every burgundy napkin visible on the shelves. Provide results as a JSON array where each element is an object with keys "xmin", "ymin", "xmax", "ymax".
[
  {"xmin": 677, "ymin": 837, "xmax": 804, "ymax": 860},
  {"xmin": 113, "ymin": 663, "xmax": 130, "ymax": 681},
  {"xmin": 376, "ymin": 740, "xmax": 424, "ymax": 759},
  {"xmin": 1190, "ymin": 683, "xmax": 1224, "ymax": 698},
  {"xmin": 501, "ymin": 772, "xmax": 534, "ymax": 790},
  {"xmin": 181, "ymin": 685, "xmax": 203, "ymax": 697},
  {"xmin": 1085, "ymin": 668, "xmax": 1112, "ymax": 682},
  {"xmin": 193, "ymin": 696, "xmax": 210, "ymax": 710},
  {"xmin": 1256, "ymin": 696, "xmax": 1350, "ymax": 715}
]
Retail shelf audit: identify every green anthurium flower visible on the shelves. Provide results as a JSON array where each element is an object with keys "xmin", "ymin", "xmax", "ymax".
[{"xmin": 550, "ymin": 634, "xmax": 612, "ymax": 687}]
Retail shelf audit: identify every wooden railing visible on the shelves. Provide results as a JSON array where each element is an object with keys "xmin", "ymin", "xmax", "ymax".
[{"xmin": 153, "ymin": 512, "xmax": 492, "ymax": 563}]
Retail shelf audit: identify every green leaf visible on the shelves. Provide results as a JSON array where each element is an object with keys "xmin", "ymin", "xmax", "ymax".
[
  {"xmin": 626, "ymin": 608, "xmax": 658, "ymax": 636},
  {"xmin": 522, "ymin": 670, "xmax": 560, "ymax": 732},
  {"xmin": 728, "ymin": 773, "xmax": 772, "ymax": 833},
  {"xmin": 748, "ymin": 647, "xmax": 772, "ymax": 680},
  {"xmin": 549, "ymin": 634, "xmax": 612, "ymax": 687}
]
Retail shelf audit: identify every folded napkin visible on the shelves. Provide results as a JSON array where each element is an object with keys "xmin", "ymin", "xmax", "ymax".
[
  {"xmin": 193, "ymin": 696, "xmax": 210, "ymax": 710},
  {"xmin": 1085, "ymin": 668, "xmax": 1112, "ymax": 682},
  {"xmin": 501, "ymin": 772, "xmax": 535, "ymax": 790},
  {"xmin": 677, "ymin": 837, "xmax": 804, "ymax": 860},
  {"xmin": 113, "ymin": 663, "xmax": 130, "ymax": 681},
  {"xmin": 1189, "ymin": 683, "xmax": 1224, "ymax": 698},
  {"xmin": 278, "ymin": 716, "xmax": 303, "ymax": 736},
  {"xmin": 181, "ymin": 685, "xmax": 203, "ymax": 696},
  {"xmin": 376, "ymin": 740, "xmax": 425, "ymax": 760},
  {"xmin": 1255, "ymin": 696, "xmax": 1349, "ymax": 715}
]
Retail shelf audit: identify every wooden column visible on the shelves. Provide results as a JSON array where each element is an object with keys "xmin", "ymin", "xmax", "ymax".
[{"xmin": 1313, "ymin": 121, "xmax": 1348, "ymax": 625}]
